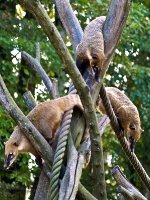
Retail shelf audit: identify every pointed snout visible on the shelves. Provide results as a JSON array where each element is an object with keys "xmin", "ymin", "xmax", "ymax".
[
  {"xmin": 4, "ymin": 163, "xmax": 9, "ymax": 169},
  {"xmin": 4, "ymin": 156, "xmax": 10, "ymax": 170},
  {"xmin": 4, "ymin": 153, "xmax": 15, "ymax": 170}
]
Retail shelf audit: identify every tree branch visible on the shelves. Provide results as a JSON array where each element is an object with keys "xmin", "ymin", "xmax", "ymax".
[
  {"xmin": 54, "ymin": 0, "xmax": 83, "ymax": 52},
  {"xmin": 112, "ymin": 166, "xmax": 147, "ymax": 200},
  {"xmin": 23, "ymin": 91, "xmax": 37, "ymax": 110},
  {"xmin": 21, "ymin": 51, "xmax": 57, "ymax": 99}
]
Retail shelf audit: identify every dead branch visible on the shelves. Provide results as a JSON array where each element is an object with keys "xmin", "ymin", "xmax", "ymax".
[
  {"xmin": 112, "ymin": 166, "xmax": 147, "ymax": 200},
  {"xmin": 21, "ymin": 51, "xmax": 57, "ymax": 99}
]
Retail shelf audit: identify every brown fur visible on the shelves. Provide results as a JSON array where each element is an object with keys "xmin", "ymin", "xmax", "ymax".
[
  {"xmin": 4, "ymin": 94, "xmax": 83, "ymax": 169},
  {"xmin": 96, "ymin": 87, "xmax": 143, "ymax": 151},
  {"xmin": 76, "ymin": 16, "xmax": 106, "ymax": 82}
]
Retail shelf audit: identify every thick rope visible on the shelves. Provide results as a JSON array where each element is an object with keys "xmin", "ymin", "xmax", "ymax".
[
  {"xmin": 100, "ymin": 83, "xmax": 150, "ymax": 190},
  {"xmin": 49, "ymin": 109, "xmax": 73, "ymax": 199},
  {"xmin": 49, "ymin": 82, "xmax": 77, "ymax": 200}
]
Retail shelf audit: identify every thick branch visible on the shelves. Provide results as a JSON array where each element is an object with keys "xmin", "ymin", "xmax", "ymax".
[
  {"xmin": 112, "ymin": 166, "xmax": 147, "ymax": 200},
  {"xmin": 54, "ymin": 0, "xmax": 83, "ymax": 52}
]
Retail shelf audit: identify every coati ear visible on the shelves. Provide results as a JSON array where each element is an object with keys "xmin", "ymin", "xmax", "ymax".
[
  {"xmin": 130, "ymin": 124, "xmax": 136, "ymax": 130},
  {"xmin": 140, "ymin": 128, "xmax": 144, "ymax": 133},
  {"xmin": 13, "ymin": 142, "xmax": 18, "ymax": 147}
]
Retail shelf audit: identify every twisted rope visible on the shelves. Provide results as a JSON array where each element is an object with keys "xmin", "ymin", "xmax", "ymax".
[
  {"xmin": 100, "ymin": 83, "xmax": 150, "ymax": 190},
  {"xmin": 49, "ymin": 81, "xmax": 77, "ymax": 199},
  {"xmin": 50, "ymin": 109, "xmax": 73, "ymax": 199}
]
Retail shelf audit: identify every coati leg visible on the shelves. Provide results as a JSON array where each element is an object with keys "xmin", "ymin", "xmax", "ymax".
[
  {"xmin": 129, "ymin": 136, "xmax": 135, "ymax": 152},
  {"xmin": 94, "ymin": 66, "xmax": 101, "ymax": 82},
  {"xmin": 116, "ymin": 116, "xmax": 125, "ymax": 137},
  {"xmin": 76, "ymin": 59, "xmax": 89, "ymax": 76},
  {"xmin": 35, "ymin": 156, "xmax": 43, "ymax": 169}
]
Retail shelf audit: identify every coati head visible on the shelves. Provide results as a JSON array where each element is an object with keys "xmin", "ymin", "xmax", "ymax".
[
  {"xmin": 128, "ymin": 124, "xmax": 144, "ymax": 152},
  {"xmin": 90, "ymin": 53, "xmax": 105, "ymax": 82},
  {"xmin": 4, "ymin": 140, "xmax": 20, "ymax": 169}
]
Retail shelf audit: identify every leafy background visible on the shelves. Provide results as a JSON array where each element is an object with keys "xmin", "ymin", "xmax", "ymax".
[{"xmin": 0, "ymin": 0, "xmax": 150, "ymax": 199}]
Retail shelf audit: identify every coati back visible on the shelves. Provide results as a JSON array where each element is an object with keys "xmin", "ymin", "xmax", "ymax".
[
  {"xmin": 76, "ymin": 16, "xmax": 106, "ymax": 82},
  {"xmin": 4, "ymin": 94, "xmax": 83, "ymax": 169},
  {"xmin": 96, "ymin": 87, "xmax": 143, "ymax": 151}
]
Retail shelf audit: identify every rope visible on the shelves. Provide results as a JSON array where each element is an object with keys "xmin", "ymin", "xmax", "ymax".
[
  {"xmin": 49, "ymin": 82, "xmax": 77, "ymax": 199},
  {"xmin": 49, "ymin": 109, "xmax": 73, "ymax": 199},
  {"xmin": 100, "ymin": 83, "xmax": 150, "ymax": 190}
]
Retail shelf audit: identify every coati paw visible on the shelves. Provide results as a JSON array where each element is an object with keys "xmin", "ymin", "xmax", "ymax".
[
  {"xmin": 35, "ymin": 157, "xmax": 43, "ymax": 169},
  {"xmin": 94, "ymin": 66, "xmax": 100, "ymax": 82}
]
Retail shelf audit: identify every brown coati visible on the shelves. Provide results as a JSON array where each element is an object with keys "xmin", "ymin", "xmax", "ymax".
[
  {"xmin": 4, "ymin": 94, "xmax": 83, "ymax": 169},
  {"xmin": 96, "ymin": 87, "xmax": 143, "ymax": 152},
  {"xmin": 76, "ymin": 16, "xmax": 106, "ymax": 82}
]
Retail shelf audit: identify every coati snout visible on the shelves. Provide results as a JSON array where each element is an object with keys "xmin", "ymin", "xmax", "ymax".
[
  {"xmin": 4, "ymin": 141, "xmax": 18, "ymax": 169},
  {"xmin": 128, "ymin": 124, "xmax": 143, "ymax": 152}
]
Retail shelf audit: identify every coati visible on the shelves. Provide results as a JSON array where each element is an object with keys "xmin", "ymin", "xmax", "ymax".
[
  {"xmin": 4, "ymin": 94, "xmax": 83, "ymax": 169},
  {"xmin": 76, "ymin": 16, "xmax": 106, "ymax": 82},
  {"xmin": 96, "ymin": 87, "xmax": 143, "ymax": 152}
]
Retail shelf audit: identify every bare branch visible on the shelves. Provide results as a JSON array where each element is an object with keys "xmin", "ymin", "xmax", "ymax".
[
  {"xmin": 36, "ymin": 43, "xmax": 40, "ymax": 63},
  {"xmin": 112, "ymin": 166, "xmax": 147, "ymax": 200},
  {"xmin": 98, "ymin": 114, "xmax": 110, "ymax": 136},
  {"xmin": 22, "ymin": 51, "xmax": 57, "ymax": 99},
  {"xmin": 23, "ymin": 91, "xmax": 37, "ymax": 110},
  {"xmin": 55, "ymin": 0, "xmax": 83, "ymax": 52},
  {"xmin": 117, "ymin": 186, "xmax": 134, "ymax": 200},
  {"xmin": 52, "ymin": 78, "xmax": 60, "ymax": 98}
]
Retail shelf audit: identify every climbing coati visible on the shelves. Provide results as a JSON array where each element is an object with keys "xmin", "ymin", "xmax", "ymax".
[
  {"xmin": 76, "ymin": 16, "xmax": 106, "ymax": 82},
  {"xmin": 4, "ymin": 94, "xmax": 83, "ymax": 169},
  {"xmin": 96, "ymin": 87, "xmax": 143, "ymax": 152}
]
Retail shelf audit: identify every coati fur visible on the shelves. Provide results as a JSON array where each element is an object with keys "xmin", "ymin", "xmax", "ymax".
[
  {"xmin": 76, "ymin": 16, "xmax": 106, "ymax": 82},
  {"xmin": 96, "ymin": 87, "xmax": 143, "ymax": 152},
  {"xmin": 4, "ymin": 94, "xmax": 83, "ymax": 169}
]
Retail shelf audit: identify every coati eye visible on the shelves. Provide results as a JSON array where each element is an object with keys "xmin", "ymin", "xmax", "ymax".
[
  {"xmin": 130, "ymin": 124, "xmax": 136, "ymax": 130},
  {"xmin": 92, "ymin": 54, "xmax": 98, "ymax": 59},
  {"xmin": 13, "ymin": 142, "xmax": 18, "ymax": 147}
]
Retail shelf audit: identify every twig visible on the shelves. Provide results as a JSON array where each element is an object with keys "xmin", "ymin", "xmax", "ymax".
[
  {"xmin": 36, "ymin": 43, "xmax": 40, "ymax": 63},
  {"xmin": 23, "ymin": 91, "xmax": 37, "ymax": 110}
]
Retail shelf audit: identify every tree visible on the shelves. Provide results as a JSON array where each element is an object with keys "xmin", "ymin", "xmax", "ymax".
[{"xmin": 0, "ymin": 0, "xmax": 150, "ymax": 200}]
